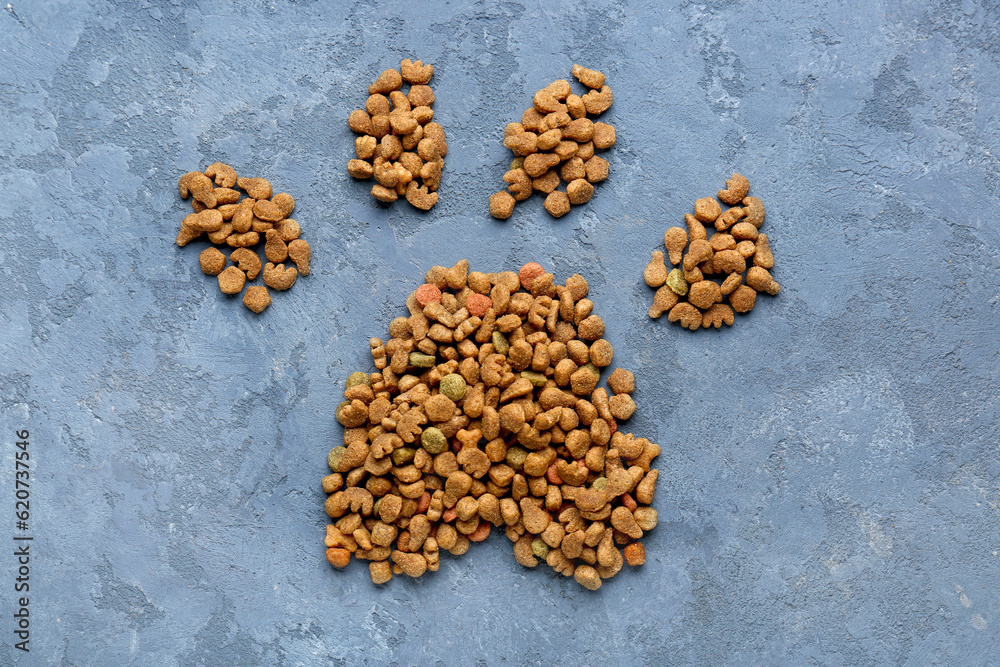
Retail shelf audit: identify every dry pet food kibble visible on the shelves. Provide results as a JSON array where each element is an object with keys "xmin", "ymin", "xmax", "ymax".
[
  {"xmin": 490, "ymin": 65, "xmax": 615, "ymax": 220},
  {"xmin": 322, "ymin": 262, "xmax": 659, "ymax": 589},
  {"xmin": 645, "ymin": 173, "xmax": 778, "ymax": 329},
  {"xmin": 347, "ymin": 59, "xmax": 445, "ymax": 211},
  {"xmin": 174, "ymin": 163, "xmax": 313, "ymax": 314}
]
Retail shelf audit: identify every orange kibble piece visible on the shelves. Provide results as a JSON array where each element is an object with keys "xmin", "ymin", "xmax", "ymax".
[
  {"xmin": 466, "ymin": 293, "xmax": 493, "ymax": 317},
  {"xmin": 519, "ymin": 262, "xmax": 545, "ymax": 290},
  {"xmin": 624, "ymin": 542, "xmax": 646, "ymax": 566},
  {"xmin": 415, "ymin": 283, "xmax": 442, "ymax": 306}
]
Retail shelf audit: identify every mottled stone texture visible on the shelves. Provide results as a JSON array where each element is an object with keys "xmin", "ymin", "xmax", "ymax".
[{"xmin": 0, "ymin": 0, "xmax": 998, "ymax": 664}]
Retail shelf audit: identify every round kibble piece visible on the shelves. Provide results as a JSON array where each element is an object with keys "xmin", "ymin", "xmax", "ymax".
[
  {"xmin": 544, "ymin": 191, "xmax": 571, "ymax": 217},
  {"xmin": 421, "ymin": 427, "xmax": 448, "ymax": 454},
  {"xmin": 199, "ymin": 247, "xmax": 227, "ymax": 275},
  {"xmin": 218, "ymin": 266, "xmax": 246, "ymax": 295},
  {"xmin": 439, "ymin": 374, "xmax": 467, "ymax": 401},
  {"xmin": 490, "ymin": 191, "xmax": 516, "ymax": 220},
  {"xmin": 415, "ymin": 283, "xmax": 442, "ymax": 306},
  {"xmin": 243, "ymin": 286, "xmax": 271, "ymax": 313},
  {"xmin": 466, "ymin": 293, "xmax": 493, "ymax": 317},
  {"xmin": 519, "ymin": 262, "xmax": 545, "ymax": 290}
]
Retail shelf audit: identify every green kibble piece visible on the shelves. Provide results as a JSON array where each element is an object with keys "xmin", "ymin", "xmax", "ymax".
[
  {"xmin": 392, "ymin": 446, "xmax": 416, "ymax": 466},
  {"xmin": 511, "ymin": 157, "xmax": 525, "ymax": 171},
  {"xmin": 421, "ymin": 427, "xmax": 448, "ymax": 454},
  {"xmin": 345, "ymin": 371, "xmax": 371, "ymax": 389},
  {"xmin": 506, "ymin": 445, "xmax": 528, "ymax": 469},
  {"xmin": 593, "ymin": 477, "xmax": 608, "ymax": 491},
  {"xmin": 372, "ymin": 497, "xmax": 382, "ymax": 516},
  {"xmin": 521, "ymin": 370, "xmax": 547, "ymax": 387},
  {"xmin": 328, "ymin": 446, "xmax": 346, "ymax": 472},
  {"xmin": 583, "ymin": 362, "xmax": 600, "ymax": 379},
  {"xmin": 666, "ymin": 268, "xmax": 688, "ymax": 296},
  {"xmin": 531, "ymin": 538, "xmax": 550, "ymax": 559},
  {"xmin": 409, "ymin": 352, "xmax": 436, "ymax": 368},
  {"xmin": 492, "ymin": 331, "xmax": 510, "ymax": 355},
  {"xmin": 439, "ymin": 374, "xmax": 467, "ymax": 401}
]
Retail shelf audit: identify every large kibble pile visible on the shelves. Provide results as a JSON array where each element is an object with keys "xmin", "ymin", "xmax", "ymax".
[
  {"xmin": 489, "ymin": 65, "xmax": 615, "ymax": 220},
  {"xmin": 346, "ymin": 59, "xmax": 446, "ymax": 211},
  {"xmin": 176, "ymin": 164, "xmax": 311, "ymax": 313},
  {"xmin": 323, "ymin": 262, "xmax": 660, "ymax": 590},
  {"xmin": 646, "ymin": 173, "xmax": 779, "ymax": 328}
]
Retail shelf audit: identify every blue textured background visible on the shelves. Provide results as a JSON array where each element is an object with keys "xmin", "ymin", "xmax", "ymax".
[{"xmin": 1, "ymin": 0, "xmax": 999, "ymax": 664}]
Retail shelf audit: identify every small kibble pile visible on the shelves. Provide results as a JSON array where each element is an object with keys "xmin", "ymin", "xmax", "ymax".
[
  {"xmin": 347, "ymin": 59, "xmax": 446, "ymax": 211},
  {"xmin": 323, "ymin": 262, "xmax": 660, "ymax": 590},
  {"xmin": 489, "ymin": 64, "xmax": 615, "ymax": 220},
  {"xmin": 176, "ymin": 164, "xmax": 312, "ymax": 313},
  {"xmin": 645, "ymin": 173, "xmax": 779, "ymax": 329}
]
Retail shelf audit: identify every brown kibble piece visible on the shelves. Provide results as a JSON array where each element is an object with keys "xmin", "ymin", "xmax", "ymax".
[
  {"xmin": 369, "ymin": 560, "xmax": 392, "ymax": 584},
  {"xmin": 543, "ymin": 191, "xmax": 571, "ymax": 218},
  {"xmin": 702, "ymin": 303, "xmax": 734, "ymax": 328},
  {"xmin": 405, "ymin": 182, "xmax": 439, "ymax": 211},
  {"xmin": 238, "ymin": 177, "xmax": 272, "ymax": 200},
  {"xmin": 687, "ymin": 280, "xmax": 722, "ymax": 310},
  {"xmin": 263, "ymin": 262, "xmax": 298, "ymax": 291},
  {"xmin": 729, "ymin": 285, "xmax": 757, "ymax": 313},
  {"xmin": 524, "ymin": 153, "xmax": 560, "ymax": 178},
  {"xmin": 401, "ymin": 59, "xmax": 434, "ymax": 84},
  {"xmin": 574, "ymin": 564, "xmax": 602, "ymax": 590},
  {"xmin": 644, "ymin": 251, "xmax": 668, "ymax": 288},
  {"xmin": 746, "ymin": 266, "xmax": 780, "ymax": 295},
  {"xmin": 348, "ymin": 109, "xmax": 373, "ymax": 134},
  {"xmin": 694, "ymin": 197, "xmax": 721, "ymax": 223},
  {"xmin": 226, "ymin": 231, "xmax": 260, "ymax": 248},
  {"xmin": 592, "ymin": 123, "xmax": 616, "ymax": 150},
  {"xmin": 663, "ymin": 227, "xmax": 688, "ymax": 265},
  {"xmin": 199, "ymin": 248, "xmax": 226, "ymax": 275},
  {"xmin": 731, "ymin": 221, "xmax": 758, "ymax": 241},
  {"xmin": 667, "ymin": 302, "xmax": 702, "ymax": 330},
  {"xmin": 582, "ymin": 86, "xmax": 613, "ymax": 115},
  {"xmin": 684, "ymin": 214, "xmax": 707, "ymax": 242},
  {"xmin": 230, "ymin": 247, "xmax": 262, "ymax": 280},
  {"xmin": 585, "ymin": 156, "xmax": 609, "ymax": 183},
  {"xmin": 648, "ymin": 285, "xmax": 680, "ymax": 319},
  {"xmin": 718, "ymin": 173, "xmax": 750, "ymax": 205},
  {"xmin": 366, "ymin": 94, "xmax": 391, "ymax": 117},
  {"xmin": 264, "ymin": 229, "xmax": 288, "ymax": 264},
  {"xmin": 243, "ymin": 286, "xmax": 271, "ymax": 313},
  {"xmin": 287, "ymin": 239, "xmax": 311, "ymax": 276},
  {"xmin": 408, "ymin": 85, "xmax": 435, "ymax": 108},
  {"xmin": 712, "ymin": 249, "xmax": 746, "ymax": 275},
  {"xmin": 369, "ymin": 69, "xmax": 403, "ymax": 95},
  {"xmin": 572, "ymin": 64, "xmax": 606, "ymax": 89},
  {"xmin": 490, "ymin": 191, "xmax": 516, "ymax": 220},
  {"xmin": 504, "ymin": 169, "xmax": 533, "ymax": 201},
  {"xmin": 217, "ymin": 266, "xmax": 246, "ymax": 295},
  {"xmin": 720, "ymin": 272, "xmax": 742, "ymax": 296},
  {"xmin": 274, "ymin": 218, "xmax": 301, "ymax": 242},
  {"xmin": 607, "ymin": 369, "xmax": 635, "ymax": 395},
  {"xmin": 372, "ymin": 183, "xmax": 398, "ymax": 203},
  {"xmin": 533, "ymin": 170, "xmax": 560, "ymax": 194},
  {"xmin": 754, "ymin": 233, "xmax": 774, "ymax": 269},
  {"xmin": 566, "ymin": 179, "xmax": 594, "ymax": 205},
  {"xmin": 205, "ymin": 162, "xmax": 237, "ymax": 188},
  {"xmin": 742, "ymin": 196, "xmax": 765, "ymax": 227}
]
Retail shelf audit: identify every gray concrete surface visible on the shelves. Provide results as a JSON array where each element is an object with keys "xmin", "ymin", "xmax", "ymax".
[{"xmin": 1, "ymin": 0, "xmax": 998, "ymax": 664}]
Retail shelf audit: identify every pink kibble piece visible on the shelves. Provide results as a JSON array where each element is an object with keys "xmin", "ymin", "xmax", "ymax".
[
  {"xmin": 466, "ymin": 293, "xmax": 493, "ymax": 317},
  {"xmin": 415, "ymin": 283, "xmax": 442, "ymax": 307},
  {"xmin": 519, "ymin": 262, "xmax": 544, "ymax": 290}
]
